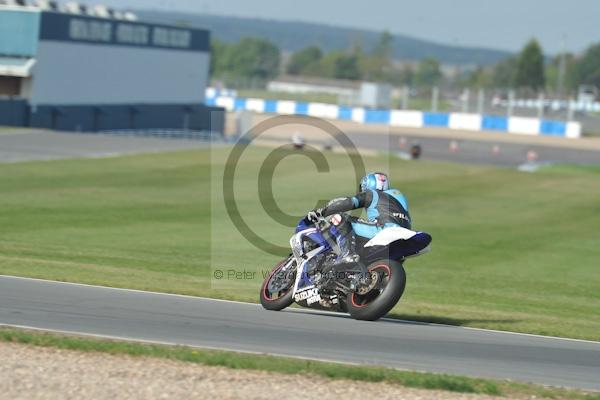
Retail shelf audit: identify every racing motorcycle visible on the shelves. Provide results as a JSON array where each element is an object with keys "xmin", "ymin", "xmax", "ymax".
[{"xmin": 260, "ymin": 214, "xmax": 432, "ymax": 321}]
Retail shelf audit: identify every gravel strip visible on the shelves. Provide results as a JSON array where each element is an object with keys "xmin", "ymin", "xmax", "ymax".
[{"xmin": 0, "ymin": 342, "xmax": 504, "ymax": 400}]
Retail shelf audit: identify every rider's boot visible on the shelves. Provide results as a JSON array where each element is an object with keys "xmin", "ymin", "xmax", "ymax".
[{"xmin": 323, "ymin": 216, "xmax": 375, "ymax": 294}]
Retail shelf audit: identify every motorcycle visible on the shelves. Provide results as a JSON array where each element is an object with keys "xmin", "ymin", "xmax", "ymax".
[{"xmin": 260, "ymin": 214, "xmax": 432, "ymax": 321}]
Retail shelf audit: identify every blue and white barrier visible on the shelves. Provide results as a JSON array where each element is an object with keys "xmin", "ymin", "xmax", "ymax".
[{"xmin": 206, "ymin": 95, "xmax": 582, "ymax": 138}]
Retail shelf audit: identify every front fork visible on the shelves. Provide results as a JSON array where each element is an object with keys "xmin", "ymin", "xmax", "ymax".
[{"xmin": 291, "ymin": 218, "xmax": 371, "ymax": 298}]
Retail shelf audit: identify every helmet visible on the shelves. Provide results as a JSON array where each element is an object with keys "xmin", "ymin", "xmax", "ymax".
[{"xmin": 359, "ymin": 172, "xmax": 389, "ymax": 192}]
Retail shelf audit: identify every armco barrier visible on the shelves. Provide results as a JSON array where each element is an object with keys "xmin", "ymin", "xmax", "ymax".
[{"xmin": 208, "ymin": 95, "xmax": 581, "ymax": 138}]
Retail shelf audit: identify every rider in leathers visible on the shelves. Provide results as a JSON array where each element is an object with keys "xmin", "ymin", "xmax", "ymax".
[{"xmin": 306, "ymin": 172, "xmax": 411, "ymax": 290}]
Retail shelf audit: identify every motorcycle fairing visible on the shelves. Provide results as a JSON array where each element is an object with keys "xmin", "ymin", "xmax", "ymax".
[
  {"xmin": 362, "ymin": 227, "xmax": 431, "ymax": 262},
  {"xmin": 364, "ymin": 226, "xmax": 417, "ymax": 246},
  {"xmin": 290, "ymin": 218, "xmax": 431, "ymax": 306},
  {"xmin": 290, "ymin": 227, "xmax": 327, "ymax": 296}
]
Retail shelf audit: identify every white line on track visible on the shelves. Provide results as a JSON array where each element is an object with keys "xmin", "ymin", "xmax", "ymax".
[
  {"xmin": 1, "ymin": 274, "xmax": 598, "ymax": 345},
  {"xmin": 0, "ymin": 323, "xmax": 372, "ymax": 369},
  {"xmin": 0, "ymin": 274, "xmax": 260, "ymax": 307}
]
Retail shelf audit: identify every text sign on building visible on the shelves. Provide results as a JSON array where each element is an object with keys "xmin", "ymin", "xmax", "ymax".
[
  {"xmin": 40, "ymin": 12, "xmax": 208, "ymax": 52},
  {"xmin": 69, "ymin": 19, "xmax": 112, "ymax": 42}
]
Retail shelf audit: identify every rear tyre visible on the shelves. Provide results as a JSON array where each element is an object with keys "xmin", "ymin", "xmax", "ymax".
[
  {"xmin": 346, "ymin": 260, "xmax": 406, "ymax": 321},
  {"xmin": 260, "ymin": 256, "xmax": 296, "ymax": 311}
]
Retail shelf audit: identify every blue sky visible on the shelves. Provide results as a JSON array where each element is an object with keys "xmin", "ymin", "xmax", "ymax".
[{"xmin": 75, "ymin": 0, "xmax": 598, "ymax": 54}]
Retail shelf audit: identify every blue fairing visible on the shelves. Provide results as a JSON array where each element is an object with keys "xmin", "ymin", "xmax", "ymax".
[
  {"xmin": 295, "ymin": 218, "xmax": 311, "ymax": 232},
  {"xmin": 395, "ymin": 232, "xmax": 431, "ymax": 258},
  {"xmin": 297, "ymin": 260, "xmax": 314, "ymax": 289},
  {"xmin": 295, "ymin": 218, "xmax": 329, "ymax": 249},
  {"xmin": 294, "ymin": 218, "xmax": 328, "ymax": 290}
]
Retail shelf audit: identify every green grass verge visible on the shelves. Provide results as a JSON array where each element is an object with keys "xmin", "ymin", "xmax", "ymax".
[
  {"xmin": 583, "ymin": 130, "xmax": 600, "ymax": 138},
  {"xmin": 1, "ymin": 328, "xmax": 599, "ymax": 399},
  {"xmin": 0, "ymin": 147, "xmax": 599, "ymax": 340},
  {"xmin": 0, "ymin": 126, "xmax": 35, "ymax": 134}
]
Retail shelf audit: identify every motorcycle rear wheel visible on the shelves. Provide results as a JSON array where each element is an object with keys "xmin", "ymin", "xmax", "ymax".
[{"xmin": 346, "ymin": 260, "xmax": 406, "ymax": 321}]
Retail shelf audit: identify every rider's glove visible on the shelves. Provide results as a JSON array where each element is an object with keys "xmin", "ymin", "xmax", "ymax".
[{"xmin": 306, "ymin": 208, "xmax": 323, "ymax": 224}]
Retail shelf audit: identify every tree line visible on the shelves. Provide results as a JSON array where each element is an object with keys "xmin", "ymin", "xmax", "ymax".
[
  {"xmin": 465, "ymin": 39, "xmax": 600, "ymax": 93},
  {"xmin": 211, "ymin": 33, "xmax": 600, "ymax": 94},
  {"xmin": 210, "ymin": 32, "xmax": 442, "ymax": 87}
]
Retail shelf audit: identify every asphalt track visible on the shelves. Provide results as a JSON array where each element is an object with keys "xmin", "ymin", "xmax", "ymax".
[
  {"xmin": 1, "ymin": 128, "xmax": 600, "ymax": 166},
  {"xmin": 1, "ymin": 276, "xmax": 599, "ymax": 391},
  {"xmin": 257, "ymin": 130, "xmax": 600, "ymax": 167},
  {"xmin": 250, "ymin": 113, "xmax": 600, "ymax": 166},
  {"xmin": 345, "ymin": 130, "xmax": 600, "ymax": 166},
  {"xmin": 0, "ymin": 130, "xmax": 209, "ymax": 163}
]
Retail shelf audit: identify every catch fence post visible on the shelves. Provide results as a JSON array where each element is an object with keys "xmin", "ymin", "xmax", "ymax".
[
  {"xmin": 537, "ymin": 92, "xmax": 545, "ymax": 120},
  {"xmin": 567, "ymin": 96, "xmax": 575, "ymax": 121},
  {"xmin": 462, "ymin": 88, "xmax": 470, "ymax": 113},
  {"xmin": 431, "ymin": 86, "xmax": 439, "ymax": 112},
  {"xmin": 477, "ymin": 88, "xmax": 485, "ymax": 115},
  {"xmin": 401, "ymin": 85, "xmax": 409, "ymax": 110},
  {"xmin": 507, "ymin": 89, "xmax": 515, "ymax": 118}
]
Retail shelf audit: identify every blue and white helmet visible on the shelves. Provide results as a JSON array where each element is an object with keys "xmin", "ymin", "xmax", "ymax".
[{"xmin": 359, "ymin": 172, "xmax": 389, "ymax": 192}]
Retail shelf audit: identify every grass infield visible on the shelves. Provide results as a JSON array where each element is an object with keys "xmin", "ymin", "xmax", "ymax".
[{"xmin": 0, "ymin": 147, "xmax": 599, "ymax": 340}]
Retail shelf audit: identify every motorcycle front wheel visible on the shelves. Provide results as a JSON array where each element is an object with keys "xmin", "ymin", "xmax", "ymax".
[
  {"xmin": 346, "ymin": 260, "xmax": 406, "ymax": 321},
  {"xmin": 260, "ymin": 256, "xmax": 296, "ymax": 311}
]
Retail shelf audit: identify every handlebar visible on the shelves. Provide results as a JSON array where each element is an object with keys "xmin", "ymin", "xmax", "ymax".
[
  {"xmin": 316, "ymin": 216, "xmax": 331, "ymax": 230},
  {"xmin": 304, "ymin": 215, "xmax": 331, "ymax": 232}
]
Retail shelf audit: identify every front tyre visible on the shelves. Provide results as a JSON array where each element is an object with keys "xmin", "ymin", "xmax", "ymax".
[
  {"xmin": 260, "ymin": 256, "xmax": 296, "ymax": 311},
  {"xmin": 346, "ymin": 260, "xmax": 406, "ymax": 321}
]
